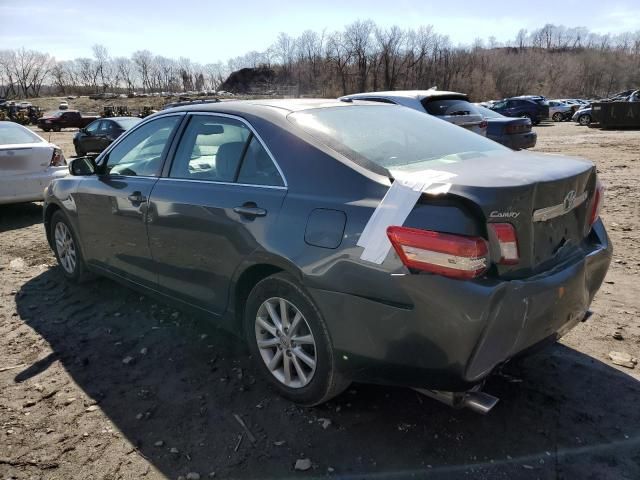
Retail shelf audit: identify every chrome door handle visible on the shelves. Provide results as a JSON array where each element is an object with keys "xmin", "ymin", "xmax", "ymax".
[{"xmin": 233, "ymin": 206, "xmax": 267, "ymax": 218}]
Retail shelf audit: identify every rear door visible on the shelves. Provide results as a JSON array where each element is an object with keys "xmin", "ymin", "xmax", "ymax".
[
  {"xmin": 74, "ymin": 114, "xmax": 183, "ymax": 286},
  {"xmin": 147, "ymin": 113, "xmax": 287, "ymax": 315}
]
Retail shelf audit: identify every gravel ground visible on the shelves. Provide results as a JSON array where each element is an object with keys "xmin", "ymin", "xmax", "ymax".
[{"xmin": 0, "ymin": 122, "xmax": 639, "ymax": 479}]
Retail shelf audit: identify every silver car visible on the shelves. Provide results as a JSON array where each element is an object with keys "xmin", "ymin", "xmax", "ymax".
[{"xmin": 339, "ymin": 90, "xmax": 488, "ymax": 136}]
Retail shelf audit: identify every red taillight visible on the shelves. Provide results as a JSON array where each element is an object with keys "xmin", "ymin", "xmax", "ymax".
[
  {"xmin": 479, "ymin": 120, "xmax": 488, "ymax": 129},
  {"xmin": 488, "ymin": 223, "xmax": 520, "ymax": 265},
  {"xmin": 50, "ymin": 147, "xmax": 65, "ymax": 167},
  {"xmin": 386, "ymin": 226, "xmax": 489, "ymax": 280},
  {"xmin": 589, "ymin": 179, "xmax": 605, "ymax": 226}
]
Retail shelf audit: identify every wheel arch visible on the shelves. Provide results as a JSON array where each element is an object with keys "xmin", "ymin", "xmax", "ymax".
[
  {"xmin": 229, "ymin": 255, "xmax": 304, "ymax": 334},
  {"xmin": 44, "ymin": 202, "xmax": 62, "ymax": 248}
]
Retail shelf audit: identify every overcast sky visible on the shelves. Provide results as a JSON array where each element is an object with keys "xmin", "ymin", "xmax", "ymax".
[{"xmin": 2, "ymin": 0, "xmax": 639, "ymax": 63}]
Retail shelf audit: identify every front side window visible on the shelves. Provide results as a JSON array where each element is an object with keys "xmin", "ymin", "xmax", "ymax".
[
  {"xmin": 104, "ymin": 115, "xmax": 180, "ymax": 177},
  {"xmin": 85, "ymin": 121, "xmax": 101, "ymax": 134}
]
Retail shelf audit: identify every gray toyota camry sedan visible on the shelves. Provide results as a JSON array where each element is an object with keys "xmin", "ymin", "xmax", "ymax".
[{"xmin": 43, "ymin": 99, "xmax": 611, "ymax": 410}]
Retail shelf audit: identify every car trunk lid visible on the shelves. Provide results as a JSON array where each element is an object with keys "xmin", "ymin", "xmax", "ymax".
[
  {"xmin": 0, "ymin": 143, "xmax": 53, "ymax": 175},
  {"xmin": 396, "ymin": 151, "xmax": 596, "ymax": 276}
]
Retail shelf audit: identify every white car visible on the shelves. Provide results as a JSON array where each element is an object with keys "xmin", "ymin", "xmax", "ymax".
[
  {"xmin": 339, "ymin": 89, "xmax": 488, "ymax": 136},
  {"xmin": 0, "ymin": 122, "xmax": 67, "ymax": 205}
]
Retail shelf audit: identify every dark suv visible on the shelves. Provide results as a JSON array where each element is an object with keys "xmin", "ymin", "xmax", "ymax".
[{"xmin": 490, "ymin": 97, "xmax": 549, "ymax": 125}]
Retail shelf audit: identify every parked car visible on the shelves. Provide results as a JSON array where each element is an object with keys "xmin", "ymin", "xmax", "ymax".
[
  {"xmin": 0, "ymin": 121, "xmax": 67, "ymax": 204},
  {"xmin": 339, "ymin": 90, "xmax": 488, "ymax": 136},
  {"xmin": 572, "ymin": 107, "xmax": 592, "ymax": 125},
  {"xmin": 38, "ymin": 110, "xmax": 100, "ymax": 132},
  {"xmin": 547, "ymin": 100, "xmax": 573, "ymax": 121},
  {"xmin": 73, "ymin": 117, "xmax": 142, "ymax": 156},
  {"xmin": 59, "ymin": 101, "xmax": 69, "ymax": 110},
  {"xmin": 490, "ymin": 97, "xmax": 549, "ymax": 125},
  {"xmin": 43, "ymin": 100, "xmax": 611, "ymax": 410},
  {"xmin": 89, "ymin": 92, "xmax": 118, "ymax": 100},
  {"xmin": 475, "ymin": 105, "xmax": 537, "ymax": 149}
]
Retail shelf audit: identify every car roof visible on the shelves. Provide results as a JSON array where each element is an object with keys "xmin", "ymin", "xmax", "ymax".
[
  {"xmin": 161, "ymin": 98, "xmax": 390, "ymax": 116},
  {"xmin": 109, "ymin": 116, "xmax": 142, "ymax": 124},
  {"xmin": 340, "ymin": 90, "xmax": 468, "ymax": 100}
]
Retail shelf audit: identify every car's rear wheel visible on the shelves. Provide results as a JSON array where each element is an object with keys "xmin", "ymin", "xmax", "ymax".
[
  {"xmin": 578, "ymin": 114, "xmax": 591, "ymax": 125},
  {"xmin": 244, "ymin": 272, "xmax": 349, "ymax": 405},
  {"xmin": 552, "ymin": 112, "xmax": 563, "ymax": 122},
  {"xmin": 52, "ymin": 126, "xmax": 61, "ymax": 132},
  {"xmin": 51, "ymin": 211, "xmax": 90, "ymax": 282}
]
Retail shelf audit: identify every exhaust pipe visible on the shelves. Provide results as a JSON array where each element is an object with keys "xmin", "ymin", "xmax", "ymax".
[{"xmin": 413, "ymin": 387, "xmax": 499, "ymax": 415}]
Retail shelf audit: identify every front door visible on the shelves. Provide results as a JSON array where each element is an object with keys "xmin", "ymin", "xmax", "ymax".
[
  {"xmin": 74, "ymin": 114, "xmax": 183, "ymax": 287},
  {"xmin": 81, "ymin": 120, "xmax": 102, "ymax": 153},
  {"xmin": 147, "ymin": 113, "xmax": 287, "ymax": 314}
]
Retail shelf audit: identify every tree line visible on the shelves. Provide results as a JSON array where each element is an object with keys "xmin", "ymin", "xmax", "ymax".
[{"xmin": 2, "ymin": 22, "xmax": 640, "ymax": 100}]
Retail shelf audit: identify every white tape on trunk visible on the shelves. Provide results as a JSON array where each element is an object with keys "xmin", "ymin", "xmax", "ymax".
[{"xmin": 357, "ymin": 170, "xmax": 457, "ymax": 264}]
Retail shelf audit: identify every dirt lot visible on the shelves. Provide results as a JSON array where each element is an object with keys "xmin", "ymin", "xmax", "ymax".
[{"xmin": 1, "ymin": 122, "xmax": 639, "ymax": 480}]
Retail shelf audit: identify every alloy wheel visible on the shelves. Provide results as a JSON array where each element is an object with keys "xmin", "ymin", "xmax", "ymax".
[
  {"xmin": 54, "ymin": 222, "xmax": 77, "ymax": 274},
  {"xmin": 579, "ymin": 115, "xmax": 591, "ymax": 125},
  {"xmin": 255, "ymin": 297, "xmax": 317, "ymax": 388}
]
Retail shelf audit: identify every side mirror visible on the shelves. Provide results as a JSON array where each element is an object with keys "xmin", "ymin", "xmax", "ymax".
[
  {"xmin": 79, "ymin": 127, "xmax": 86, "ymax": 134},
  {"xmin": 69, "ymin": 156, "xmax": 97, "ymax": 176}
]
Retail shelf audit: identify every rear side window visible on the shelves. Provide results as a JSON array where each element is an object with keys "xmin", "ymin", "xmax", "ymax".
[
  {"xmin": 170, "ymin": 114, "xmax": 284, "ymax": 186},
  {"xmin": 421, "ymin": 98, "xmax": 477, "ymax": 116},
  {"xmin": 237, "ymin": 136, "xmax": 284, "ymax": 186},
  {"xmin": 0, "ymin": 122, "xmax": 43, "ymax": 145},
  {"xmin": 169, "ymin": 115, "xmax": 250, "ymax": 182}
]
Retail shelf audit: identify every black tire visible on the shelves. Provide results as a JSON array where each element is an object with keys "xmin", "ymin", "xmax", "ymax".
[
  {"xmin": 50, "ymin": 211, "xmax": 91, "ymax": 283},
  {"xmin": 578, "ymin": 114, "xmax": 591, "ymax": 126},
  {"xmin": 74, "ymin": 142, "xmax": 84, "ymax": 157},
  {"xmin": 41, "ymin": 127, "xmax": 50, "ymax": 132},
  {"xmin": 52, "ymin": 126, "xmax": 61, "ymax": 132},
  {"xmin": 552, "ymin": 112, "xmax": 563, "ymax": 122},
  {"xmin": 244, "ymin": 272, "xmax": 350, "ymax": 406}
]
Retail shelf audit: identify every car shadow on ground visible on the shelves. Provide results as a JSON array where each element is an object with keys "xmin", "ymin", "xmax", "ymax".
[
  {"xmin": 0, "ymin": 203, "xmax": 43, "ymax": 233},
  {"xmin": 13, "ymin": 267, "xmax": 640, "ymax": 479}
]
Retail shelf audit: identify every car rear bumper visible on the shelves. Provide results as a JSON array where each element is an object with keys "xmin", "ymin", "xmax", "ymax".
[
  {"xmin": 308, "ymin": 222, "xmax": 611, "ymax": 391},
  {"xmin": 490, "ymin": 131, "xmax": 537, "ymax": 150},
  {"xmin": 0, "ymin": 167, "xmax": 67, "ymax": 205}
]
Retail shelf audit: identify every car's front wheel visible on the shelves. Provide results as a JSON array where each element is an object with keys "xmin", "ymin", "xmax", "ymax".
[
  {"xmin": 552, "ymin": 112, "xmax": 563, "ymax": 122},
  {"xmin": 244, "ymin": 272, "xmax": 349, "ymax": 406},
  {"xmin": 51, "ymin": 211, "xmax": 90, "ymax": 282}
]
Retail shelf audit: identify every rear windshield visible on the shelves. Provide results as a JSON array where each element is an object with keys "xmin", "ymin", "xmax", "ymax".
[
  {"xmin": 115, "ymin": 117, "xmax": 142, "ymax": 129},
  {"xmin": 288, "ymin": 105, "xmax": 506, "ymax": 174},
  {"xmin": 421, "ymin": 98, "xmax": 478, "ymax": 116},
  {"xmin": 475, "ymin": 105, "xmax": 504, "ymax": 119},
  {"xmin": 0, "ymin": 122, "xmax": 43, "ymax": 145}
]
